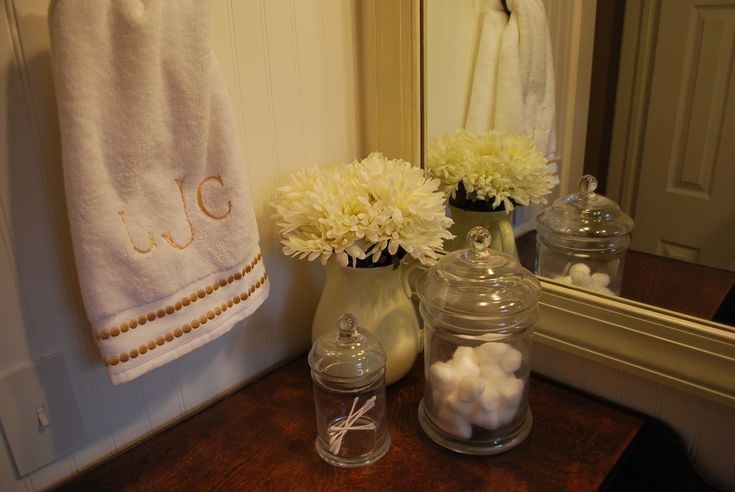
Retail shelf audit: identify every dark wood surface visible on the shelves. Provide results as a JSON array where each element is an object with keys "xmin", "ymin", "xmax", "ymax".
[
  {"xmin": 621, "ymin": 250, "xmax": 735, "ymax": 321},
  {"xmin": 56, "ymin": 356, "xmax": 644, "ymax": 492},
  {"xmin": 52, "ymin": 232, "xmax": 726, "ymax": 491},
  {"xmin": 517, "ymin": 231, "xmax": 735, "ymax": 322}
]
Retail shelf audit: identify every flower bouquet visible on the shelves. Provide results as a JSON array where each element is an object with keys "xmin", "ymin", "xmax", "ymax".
[
  {"xmin": 272, "ymin": 152, "xmax": 454, "ymax": 268},
  {"xmin": 426, "ymin": 129, "xmax": 554, "ymax": 254},
  {"xmin": 271, "ymin": 152, "xmax": 454, "ymax": 384},
  {"xmin": 426, "ymin": 129, "xmax": 554, "ymax": 212}
]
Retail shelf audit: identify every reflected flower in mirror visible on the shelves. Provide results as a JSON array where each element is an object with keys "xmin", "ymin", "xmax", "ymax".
[{"xmin": 426, "ymin": 129, "xmax": 554, "ymax": 212}]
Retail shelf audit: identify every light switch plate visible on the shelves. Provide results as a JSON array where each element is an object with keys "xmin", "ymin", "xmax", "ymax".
[{"xmin": 0, "ymin": 352, "xmax": 86, "ymax": 476}]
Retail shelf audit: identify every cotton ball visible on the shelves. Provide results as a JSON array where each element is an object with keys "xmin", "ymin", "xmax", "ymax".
[
  {"xmin": 476, "ymin": 380, "xmax": 501, "ymax": 411},
  {"xmin": 436, "ymin": 406, "xmax": 472, "ymax": 439},
  {"xmin": 479, "ymin": 362, "xmax": 506, "ymax": 380},
  {"xmin": 432, "ymin": 390, "xmax": 446, "ymax": 409},
  {"xmin": 457, "ymin": 376, "xmax": 485, "ymax": 403},
  {"xmin": 431, "ymin": 385, "xmax": 455, "ymax": 409},
  {"xmin": 499, "ymin": 347, "xmax": 523, "ymax": 374},
  {"xmin": 451, "ymin": 355, "xmax": 481, "ymax": 378},
  {"xmin": 445, "ymin": 392, "xmax": 476, "ymax": 418},
  {"xmin": 453, "ymin": 345, "xmax": 478, "ymax": 363},
  {"xmin": 553, "ymin": 275, "xmax": 572, "ymax": 285},
  {"xmin": 500, "ymin": 349, "xmax": 523, "ymax": 374},
  {"xmin": 470, "ymin": 407, "xmax": 501, "ymax": 430},
  {"xmin": 475, "ymin": 342, "xmax": 510, "ymax": 363},
  {"xmin": 569, "ymin": 263, "xmax": 591, "ymax": 276},
  {"xmin": 596, "ymin": 286, "xmax": 615, "ymax": 296},
  {"xmin": 591, "ymin": 272, "xmax": 610, "ymax": 288},
  {"xmin": 570, "ymin": 267, "xmax": 593, "ymax": 288},
  {"xmin": 430, "ymin": 361, "xmax": 459, "ymax": 391},
  {"xmin": 496, "ymin": 405, "xmax": 520, "ymax": 427},
  {"xmin": 497, "ymin": 377, "xmax": 524, "ymax": 409}
]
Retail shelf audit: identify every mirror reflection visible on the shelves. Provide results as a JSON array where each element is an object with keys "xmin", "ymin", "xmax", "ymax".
[{"xmin": 423, "ymin": 0, "xmax": 735, "ymax": 326}]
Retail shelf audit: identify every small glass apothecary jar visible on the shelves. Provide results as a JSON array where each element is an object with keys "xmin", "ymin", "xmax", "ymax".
[
  {"xmin": 536, "ymin": 175, "xmax": 634, "ymax": 296},
  {"xmin": 416, "ymin": 226, "xmax": 540, "ymax": 455},
  {"xmin": 308, "ymin": 314, "xmax": 391, "ymax": 468}
]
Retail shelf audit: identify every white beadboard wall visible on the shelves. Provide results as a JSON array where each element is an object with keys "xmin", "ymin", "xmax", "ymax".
[{"xmin": 0, "ymin": 0, "xmax": 360, "ymax": 490}]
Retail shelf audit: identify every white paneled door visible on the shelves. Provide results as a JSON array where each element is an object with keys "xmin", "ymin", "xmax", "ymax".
[{"xmin": 618, "ymin": 0, "xmax": 735, "ymax": 271}]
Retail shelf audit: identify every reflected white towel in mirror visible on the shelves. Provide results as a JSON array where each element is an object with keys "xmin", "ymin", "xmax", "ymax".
[
  {"xmin": 465, "ymin": 1, "xmax": 509, "ymax": 132},
  {"xmin": 466, "ymin": 0, "xmax": 557, "ymax": 175}
]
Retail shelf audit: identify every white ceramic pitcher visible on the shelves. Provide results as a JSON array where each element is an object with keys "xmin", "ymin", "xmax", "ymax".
[{"xmin": 311, "ymin": 259, "xmax": 421, "ymax": 385}]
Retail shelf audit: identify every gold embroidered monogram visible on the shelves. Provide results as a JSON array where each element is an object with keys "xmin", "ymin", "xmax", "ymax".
[
  {"xmin": 120, "ymin": 176, "xmax": 234, "ymax": 254},
  {"xmin": 197, "ymin": 175, "xmax": 232, "ymax": 220},
  {"xmin": 162, "ymin": 178, "xmax": 196, "ymax": 250},
  {"xmin": 118, "ymin": 210, "xmax": 157, "ymax": 253}
]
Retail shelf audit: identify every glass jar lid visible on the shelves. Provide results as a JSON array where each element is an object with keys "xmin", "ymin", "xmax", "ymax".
[
  {"xmin": 537, "ymin": 175, "xmax": 634, "ymax": 238},
  {"xmin": 308, "ymin": 314, "xmax": 386, "ymax": 382},
  {"xmin": 417, "ymin": 227, "xmax": 541, "ymax": 332}
]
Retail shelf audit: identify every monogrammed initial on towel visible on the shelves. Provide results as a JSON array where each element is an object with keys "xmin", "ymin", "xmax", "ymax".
[{"xmin": 49, "ymin": 0, "xmax": 269, "ymax": 385}]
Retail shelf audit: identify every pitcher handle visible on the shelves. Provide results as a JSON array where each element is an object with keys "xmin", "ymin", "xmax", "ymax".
[
  {"xmin": 496, "ymin": 217, "xmax": 517, "ymax": 258},
  {"xmin": 400, "ymin": 257, "xmax": 426, "ymax": 299},
  {"xmin": 400, "ymin": 257, "xmax": 427, "ymax": 354}
]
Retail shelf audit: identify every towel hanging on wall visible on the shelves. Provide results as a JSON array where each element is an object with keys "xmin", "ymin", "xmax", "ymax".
[
  {"xmin": 48, "ymin": 0, "xmax": 269, "ymax": 385},
  {"xmin": 466, "ymin": 0, "xmax": 558, "ymax": 174}
]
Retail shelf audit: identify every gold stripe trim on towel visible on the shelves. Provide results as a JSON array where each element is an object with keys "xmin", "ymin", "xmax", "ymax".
[
  {"xmin": 96, "ymin": 252, "xmax": 263, "ymax": 340},
  {"xmin": 103, "ymin": 273, "xmax": 268, "ymax": 367}
]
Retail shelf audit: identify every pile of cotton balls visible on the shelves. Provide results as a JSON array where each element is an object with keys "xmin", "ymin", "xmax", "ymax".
[
  {"xmin": 553, "ymin": 263, "xmax": 614, "ymax": 295},
  {"xmin": 429, "ymin": 343, "xmax": 524, "ymax": 439}
]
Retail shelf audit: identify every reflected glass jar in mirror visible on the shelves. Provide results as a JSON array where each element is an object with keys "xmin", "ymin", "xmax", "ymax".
[
  {"xmin": 536, "ymin": 175, "xmax": 634, "ymax": 295},
  {"xmin": 416, "ymin": 226, "xmax": 540, "ymax": 455}
]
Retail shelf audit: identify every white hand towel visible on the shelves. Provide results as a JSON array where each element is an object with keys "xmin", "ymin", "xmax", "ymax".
[
  {"xmin": 48, "ymin": 0, "xmax": 269, "ymax": 385},
  {"xmin": 465, "ymin": 1, "xmax": 509, "ymax": 132},
  {"xmin": 509, "ymin": 0, "xmax": 557, "ymax": 158},
  {"xmin": 493, "ymin": 7, "xmax": 526, "ymax": 135},
  {"xmin": 467, "ymin": 0, "xmax": 558, "ymax": 181}
]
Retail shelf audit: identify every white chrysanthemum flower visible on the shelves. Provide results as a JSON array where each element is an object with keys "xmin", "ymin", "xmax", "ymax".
[
  {"xmin": 271, "ymin": 152, "xmax": 454, "ymax": 267},
  {"xmin": 426, "ymin": 129, "xmax": 554, "ymax": 212}
]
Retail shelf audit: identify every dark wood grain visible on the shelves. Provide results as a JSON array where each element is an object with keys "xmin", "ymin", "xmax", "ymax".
[
  {"xmin": 620, "ymin": 250, "xmax": 735, "ymax": 321},
  {"xmin": 517, "ymin": 231, "xmax": 735, "ymax": 322},
  {"xmin": 55, "ymin": 356, "xmax": 643, "ymax": 492}
]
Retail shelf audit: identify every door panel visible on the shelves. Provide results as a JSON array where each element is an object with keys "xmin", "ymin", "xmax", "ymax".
[{"xmin": 631, "ymin": 0, "xmax": 735, "ymax": 270}]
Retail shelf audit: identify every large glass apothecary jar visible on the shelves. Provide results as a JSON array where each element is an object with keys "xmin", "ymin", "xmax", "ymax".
[
  {"xmin": 416, "ymin": 226, "xmax": 540, "ymax": 455},
  {"xmin": 536, "ymin": 175, "xmax": 634, "ymax": 296}
]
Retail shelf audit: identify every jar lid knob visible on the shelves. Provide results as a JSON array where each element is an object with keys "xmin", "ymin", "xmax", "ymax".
[
  {"xmin": 579, "ymin": 174, "xmax": 598, "ymax": 197},
  {"xmin": 467, "ymin": 226, "xmax": 492, "ymax": 258},
  {"xmin": 337, "ymin": 313, "xmax": 358, "ymax": 341}
]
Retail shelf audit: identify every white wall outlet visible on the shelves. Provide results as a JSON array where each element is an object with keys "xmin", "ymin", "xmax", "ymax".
[{"xmin": 0, "ymin": 352, "xmax": 86, "ymax": 476}]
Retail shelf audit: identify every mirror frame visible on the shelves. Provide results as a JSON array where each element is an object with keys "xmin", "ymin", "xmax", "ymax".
[{"xmin": 365, "ymin": 0, "xmax": 735, "ymax": 407}]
